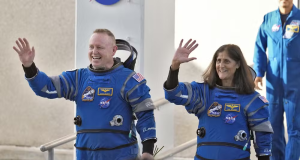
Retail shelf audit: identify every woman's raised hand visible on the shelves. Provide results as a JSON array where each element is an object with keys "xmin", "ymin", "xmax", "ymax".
[{"xmin": 171, "ymin": 39, "xmax": 198, "ymax": 70}]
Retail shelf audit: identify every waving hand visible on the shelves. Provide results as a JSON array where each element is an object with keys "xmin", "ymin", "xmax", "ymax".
[
  {"xmin": 171, "ymin": 39, "xmax": 198, "ymax": 70},
  {"xmin": 13, "ymin": 38, "xmax": 35, "ymax": 67}
]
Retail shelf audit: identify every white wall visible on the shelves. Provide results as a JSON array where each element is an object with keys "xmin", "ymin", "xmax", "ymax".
[
  {"xmin": 143, "ymin": 0, "xmax": 176, "ymax": 153},
  {"xmin": 175, "ymin": 0, "xmax": 278, "ymax": 70},
  {"xmin": 295, "ymin": 0, "xmax": 299, "ymax": 7},
  {"xmin": 76, "ymin": 0, "xmax": 144, "ymax": 74}
]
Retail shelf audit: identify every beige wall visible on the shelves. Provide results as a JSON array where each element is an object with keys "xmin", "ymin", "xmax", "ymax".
[
  {"xmin": 143, "ymin": 0, "xmax": 176, "ymax": 152},
  {"xmin": 0, "ymin": 0, "xmax": 75, "ymax": 157}
]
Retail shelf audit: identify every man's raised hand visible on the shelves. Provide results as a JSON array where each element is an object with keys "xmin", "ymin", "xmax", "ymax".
[{"xmin": 13, "ymin": 38, "xmax": 35, "ymax": 67}]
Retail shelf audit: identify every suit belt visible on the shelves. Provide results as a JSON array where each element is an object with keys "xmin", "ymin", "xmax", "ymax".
[
  {"xmin": 195, "ymin": 154, "xmax": 250, "ymax": 160},
  {"xmin": 75, "ymin": 129, "xmax": 136, "ymax": 151},
  {"xmin": 197, "ymin": 142, "xmax": 250, "ymax": 152}
]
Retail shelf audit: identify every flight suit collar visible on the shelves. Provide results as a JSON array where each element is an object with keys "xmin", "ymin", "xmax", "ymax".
[
  {"xmin": 276, "ymin": 5, "xmax": 299, "ymax": 18},
  {"xmin": 88, "ymin": 58, "xmax": 123, "ymax": 73},
  {"xmin": 215, "ymin": 84, "xmax": 236, "ymax": 90}
]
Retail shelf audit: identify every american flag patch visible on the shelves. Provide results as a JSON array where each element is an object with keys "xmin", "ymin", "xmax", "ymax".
[
  {"xmin": 132, "ymin": 73, "xmax": 144, "ymax": 82},
  {"xmin": 291, "ymin": 20, "xmax": 300, "ymax": 26},
  {"xmin": 259, "ymin": 96, "xmax": 269, "ymax": 103}
]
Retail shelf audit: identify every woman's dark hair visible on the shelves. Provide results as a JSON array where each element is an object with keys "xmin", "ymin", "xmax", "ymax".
[{"xmin": 202, "ymin": 44, "xmax": 255, "ymax": 94}]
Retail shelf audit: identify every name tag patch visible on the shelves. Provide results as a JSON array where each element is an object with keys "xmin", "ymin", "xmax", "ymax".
[
  {"xmin": 98, "ymin": 88, "xmax": 113, "ymax": 96},
  {"xmin": 224, "ymin": 103, "xmax": 240, "ymax": 112},
  {"xmin": 286, "ymin": 25, "xmax": 299, "ymax": 33}
]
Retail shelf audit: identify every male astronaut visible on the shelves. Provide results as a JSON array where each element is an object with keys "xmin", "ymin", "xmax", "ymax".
[
  {"xmin": 253, "ymin": 0, "xmax": 300, "ymax": 159},
  {"xmin": 13, "ymin": 29, "xmax": 156, "ymax": 160}
]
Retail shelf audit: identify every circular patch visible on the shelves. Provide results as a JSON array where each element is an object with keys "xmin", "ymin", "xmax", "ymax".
[
  {"xmin": 99, "ymin": 97, "xmax": 111, "ymax": 108},
  {"xmin": 196, "ymin": 127, "xmax": 206, "ymax": 138},
  {"xmin": 110, "ymin": 115, "xmax": 123, "ymax": 126},
  {"xmin": 95, "ymin": 0, "xmax": 120, "ymax": 5},
  {"xmin": 224, "ymin": 113, "xmax": 237, "ymax": 124}
]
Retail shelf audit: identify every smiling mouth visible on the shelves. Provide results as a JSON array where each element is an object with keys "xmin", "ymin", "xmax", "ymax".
[
  {"xmin": 92, "ymin": 56, "xmax": 101, "ymax": 60},
  {"xmin": 219, "ymin": 70, "xmax": 227, "ymax": 73}
]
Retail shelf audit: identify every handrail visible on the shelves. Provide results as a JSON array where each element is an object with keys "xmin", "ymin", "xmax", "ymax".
[
  {"xmin": 40, "ymin": 133, "xmax": 76, "ymax": 152},
  {"xmin": 155, "ymin": 138, "xmax": 197, "ymax": 160},
  {"xmin": 153, "ymin": 98, "xmax": 169, "ymax": 110}
]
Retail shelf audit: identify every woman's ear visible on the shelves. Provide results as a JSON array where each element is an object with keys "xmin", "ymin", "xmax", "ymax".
[{"xmin": 237, "ymin": 61, "xmax": 240, "ymax": 69}]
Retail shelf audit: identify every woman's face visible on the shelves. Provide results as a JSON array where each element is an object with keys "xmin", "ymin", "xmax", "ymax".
[{"xmin": 216, "ymin": 51, "xmax": 240, "ymax": 86}]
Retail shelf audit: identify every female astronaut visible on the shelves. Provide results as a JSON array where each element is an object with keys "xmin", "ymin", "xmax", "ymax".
[{"xmin": 164, "ymin": 39, "xmax": 273, "ymax": 160}]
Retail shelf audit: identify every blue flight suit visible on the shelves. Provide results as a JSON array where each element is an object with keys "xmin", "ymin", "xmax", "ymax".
[
  {"xmin": 164, "ymin": 82, "xmax": 273, "ymax": 160},
  {"xmin": 26, "ymin": 61, "xmax": 156, "ymax": 160},
  {"xmin": 253, "ymin": 5, "xmax": 300, "ymax": 160}
]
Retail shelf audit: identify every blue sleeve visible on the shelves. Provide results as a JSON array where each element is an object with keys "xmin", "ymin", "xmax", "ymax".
[
  {"xmin": 135, "ymin": 110, "xmax": 156, "ymax": 142},
  {"xmin": 27, "ymin": 69, "xmax": 79, "ymax": 101},
  {"xmin": 121, "ymin": 72, "xmax": 156, "ymax": 142},
  {"xmin": 253, "ymin": 15, "xmax": 268, "ymax": 77},
  {"xmin": 164, "ymin": 81, "xmax": 206, "ymax": 116},
  {"xmin": 246, "ymin": 95, "xmax": 273, "ymax": 156},
  {"xmin": 255, "ymin": 131, "xmax": 272, "ymax": 156}
]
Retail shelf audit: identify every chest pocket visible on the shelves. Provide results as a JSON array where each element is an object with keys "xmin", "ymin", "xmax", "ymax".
[
  {"xmin": 284, "ymin": 24, "xmax": 300, "ymax": 61},
  {"xmin": 88, "ymin": 75, "xmax": 111, "ymax": 84},
  {"xmin": 214, "ymin": 92, "xmax": 238, "ymax": 102},
  {"xmin": 265, "ymin": 26, "xmax": 280, "ymax": 59},
  {"xmin": 284, "ymin": 25, "xmax": 299, "ymax": 41}
]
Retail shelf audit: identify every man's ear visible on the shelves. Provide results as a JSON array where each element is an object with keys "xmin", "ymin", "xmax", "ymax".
[{"xmin": 112, "ymin": 45, "xmax": 118, "ymax": 56}]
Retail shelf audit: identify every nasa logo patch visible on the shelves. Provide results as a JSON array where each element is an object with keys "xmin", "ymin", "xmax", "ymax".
[
  {"xmin": 95, "ymin": 0, "xmax": 120, "ymax": 5},
  {"xmin": 272, "ymin": 24, "xmax": 280, "ymax": 32},
  {"xmin": 224, "ymin": 113, "xmax": 238, "ymax": 124},
  {"xmin": 99, "ymin": 97, "xmax": 111, "ymax": 108}
]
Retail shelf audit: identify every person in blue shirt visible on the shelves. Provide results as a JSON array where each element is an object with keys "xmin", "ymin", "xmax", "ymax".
[
  {"xmin": 253, "ymin": 0, "xmax": 300, "ymax": 159},
  {"xmin": 13, "ymin": 29, "xmax": 156, "ymax": 160},
  {"xmin": 164, "ymin": 39, "xmax": 273, "ymax": 160}
]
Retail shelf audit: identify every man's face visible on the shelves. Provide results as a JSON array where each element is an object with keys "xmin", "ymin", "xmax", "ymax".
[
  {"xmin": 279, "ymin": 0, "xmax": 293, "ymax": 8},
  {"xmin": 88, "ymin": 33, "xmax": 117, "ymax": 69}
]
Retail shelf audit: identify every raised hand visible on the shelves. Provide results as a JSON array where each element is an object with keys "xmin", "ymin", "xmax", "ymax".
[
  {"xmin": 171, "ymin": 39, "xmax": 198, "ymax": 70},
  {"xmin": 13, "ymin": 38, "xmax": 35, "ymax": 67}
]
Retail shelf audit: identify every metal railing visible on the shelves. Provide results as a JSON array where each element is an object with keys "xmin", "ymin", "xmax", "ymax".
[
  {"xmin": 153, "ymin": 98, "xmax": 169, "ymax": 110},
  {"xmin": 40, "ymin": 133, "xmax": 76, "ymax": 160},
  {"xmin": 39, "ymin": 98, "xmax": 170, "ymax": 160},
  {"xmin": 155, "ymin": 138, "xmax": 197, "ymax": 160}
]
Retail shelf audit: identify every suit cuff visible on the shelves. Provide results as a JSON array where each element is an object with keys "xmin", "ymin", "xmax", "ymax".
[
  {"xmin": 258, "ymin": 156, "xmax": 270, "ymax": 160},
  {"xmin": 142, "ymin": 139, "xmax": 156, "ymax": 155},
  {"xmin": 22, "ymin": 62, "xmax": 38, "ymax": 78}
]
